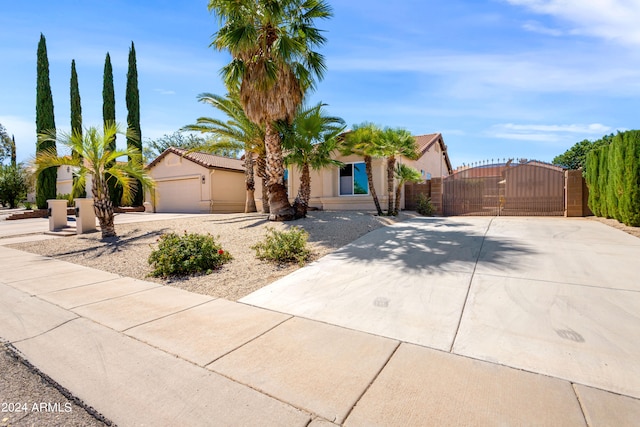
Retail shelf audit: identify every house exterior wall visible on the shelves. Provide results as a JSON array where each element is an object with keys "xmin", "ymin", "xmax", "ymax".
[
  {"xmin": 253, "ymin": 144, "xmax": 449, "ymax": 212},
  {"xmin": 56, "ymin": 165, "xmax": 75, "ymax": 195},
  {"xmin": 147, "ymin": 151, "xmax": 244, "ymax": 213}
]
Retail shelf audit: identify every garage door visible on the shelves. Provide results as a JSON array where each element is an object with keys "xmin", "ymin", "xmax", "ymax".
[{"xmin": 155, "ymin": 177, "xmax": 201, "ymax": 213}]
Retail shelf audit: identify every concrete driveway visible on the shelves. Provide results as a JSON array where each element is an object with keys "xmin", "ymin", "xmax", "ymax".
[{"xmin": 241, "ymin": 216, "xmax": 640, "ymax": 400}]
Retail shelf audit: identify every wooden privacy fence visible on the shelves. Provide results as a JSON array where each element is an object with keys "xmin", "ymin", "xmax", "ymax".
[{"xmin": 413, "ymin": 161, "xmax": 590, "ymax": 217}]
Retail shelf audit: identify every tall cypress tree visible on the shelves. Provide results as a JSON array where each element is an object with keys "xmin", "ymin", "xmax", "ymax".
[
  {"xmin": 35, "ymin": 33, "xmax": 57, "ymax": 209},
  {"xmin": 70, "ymin": 59, "xmax": 85, "ymax": 197},
  {"xmin": 103, "ymin": 52, "xmax": 120, "ymax": 205},
  {"xmin": 126, "ymin": 41, "xmax": 143, "ymax": 206},
  {"xmin": 70, "ymin": 60, "xmax": 82, "ymax": 142}
]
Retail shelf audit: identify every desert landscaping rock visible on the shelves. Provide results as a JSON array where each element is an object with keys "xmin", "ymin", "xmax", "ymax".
[{"xmin": 8, "ymin": 211, "xmax": 416, "ymax": 301}]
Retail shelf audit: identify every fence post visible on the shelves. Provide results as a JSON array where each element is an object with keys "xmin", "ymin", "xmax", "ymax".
[
  {"xmin": 47, "ymin": 199, "xmax": 68, "ymax": 231},
  {"xmin": 431, "ymin": 177, "xmax": 444, "ymax": 216},
  {"xmin": 565, "ymin": 170, "xmax": 585, "ymax": 217}
]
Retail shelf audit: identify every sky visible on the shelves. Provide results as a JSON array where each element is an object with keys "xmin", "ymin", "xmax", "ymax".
[{"xmin": 1, "ymin": 0, "xmax": 639, "ymax": 168}]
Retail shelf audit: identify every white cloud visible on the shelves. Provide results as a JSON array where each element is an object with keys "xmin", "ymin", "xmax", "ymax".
[
  {"xmin": 487, "ymin": 122, "xmax": 613, "ymax": 143},
  {"xmin": 522, "ymin": 20, "xmax": 564, "ymax": 36},
  {"xmin": 499, "ymin": 123, "xmax": 611, "ymax": 134},
  {"xmin": 505, "ymin": 0, "xmax": 640, "ymax": 45}
]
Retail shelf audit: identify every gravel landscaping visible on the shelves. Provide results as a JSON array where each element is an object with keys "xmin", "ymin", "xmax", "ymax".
[{"xmin": 8, "ymin": 211, "xmax": 417, "ymax": 301}]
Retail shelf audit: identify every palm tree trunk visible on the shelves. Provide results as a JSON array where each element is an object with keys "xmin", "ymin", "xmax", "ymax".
[
  {"xmin": 387, "ymin": 155, "xmax": 395, "ymax": 215},
  {"xmin": 244, "ymin": 153, "xmax": 257, "ymax": 213},
  {"xmin": 394, "ymin": 180, "xmax": 403, "ymax": 216},
  {"xmin": 364, "ymin": 155, "xmax": 383, "ymax": 216},
  {"xmin": 92, "ymin": 178, "xmax": 116, "ymax": 238},
  {"xmin": 293, "ymin": 163, "xmax": 311, "ymax": 218},
  {"xmin": 256, "ymin": 154, "xmax": 270, "ymax": 214},
  {"xmin": 264, "ymin": 122, "xmax": 294, "ymax": 221}
]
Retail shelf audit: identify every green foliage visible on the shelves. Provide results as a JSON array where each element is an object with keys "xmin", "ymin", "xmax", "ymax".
[
  {"xmin": 0, "ymin": 164, "xmax": 29, "ymax": 209},
  {"xmin": 143, "ymin": 131, "xmax": 241, "ymax": 161},
  {"xmin": 586, "ymin": 148, "xmax": 600, "ymax": 216},
  {"xmin": 126, "ymin": 42, "xmax": 143, "ymax": 206},
  {"xmin": 103, "ymin": 52, "xmax": 120, "ymax": 206},
  {"xmin": 585, "ymin": 130, "xmax": 640, "ymax": 226},
  {"xmin": 252, "ymin": 227, "xmax": 311, "ymax": 266},
  {"xmin": 70, "ymin": 60, "xmax": 82, "ymax": 141},
  {"xmin": 23, "ymin": 201, "xmax": 33, "ymax": 210},
  {"xmin": 619, "ymin": 131, "xmax": 640, "ymax": 226},
  {"xmin": 416, "ymin": 193, "xmax": 434, "ymax": 216},
  {"xmin": 0, "ymin": 123, "xmax": 15, "ymax": 165},
  {"xmin": 148, "ymin": 232, "xmax": 232, "ymax": 278},
  {"xmin": 36, "ymin": 33, "xmax": 57, "ymax": 208}
]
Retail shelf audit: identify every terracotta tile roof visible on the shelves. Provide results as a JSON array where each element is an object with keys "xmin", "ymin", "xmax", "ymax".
[{"xmin": 146, "ymin": 147, "xmax": 245, "ymax": 172}]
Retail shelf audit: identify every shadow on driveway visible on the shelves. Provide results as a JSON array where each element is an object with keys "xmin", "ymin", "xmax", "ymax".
[{"xmin": 328, "ymin": 217, "xmax": 533, "ymax": 272}]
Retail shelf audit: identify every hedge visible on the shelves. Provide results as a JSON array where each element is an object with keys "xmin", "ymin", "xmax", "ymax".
[{"xmin": 586, "ymin": 130, "xmax": 640, "ymax": 226}]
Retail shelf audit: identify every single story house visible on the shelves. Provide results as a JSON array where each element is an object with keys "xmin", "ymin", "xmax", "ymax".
[
  {"xmin": 255, "ymin": 132, "xmax": 453, "ymax": 212},
  {"xmin": 145, "ymin": 147, "xmax": 245, "ymax": 213}
]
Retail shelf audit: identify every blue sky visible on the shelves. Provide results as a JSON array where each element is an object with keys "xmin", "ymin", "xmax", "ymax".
[{"xmin": 1, "ymin": 0, "xmax": 639, "ymax": 168}]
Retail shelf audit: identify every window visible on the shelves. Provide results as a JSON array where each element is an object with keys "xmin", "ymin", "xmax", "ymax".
[{"xmin": 339, "ymin": 162, "xmax": 369, "ymax": 195}]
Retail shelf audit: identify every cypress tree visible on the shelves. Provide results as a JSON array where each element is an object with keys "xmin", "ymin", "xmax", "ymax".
[
  {"xmin": 606, "ymin": 133, "xmax": 623, "ymax": 220},
  {"xmin": 620, "ymin": 131, "xmax": 640, "ymax": 226},
  {"xmin": 70, "ymin": 59, "xmax": 85, "ymax": 197},
  {"xmin": 35, "ymin": 33, "xmax": 57, "ymax": 209},
  {"xmin": 586, "ymin": 149, "xmax": 599, "ymax": 216},
  {"xmin": 126, "ymin": 41, "xmax": 143, "ymax": 206},
  {"xmin": 70, "ymin": 60, "xmax": 82, "ymax": 142},
  {"xmin": 103, "ymin": 52, "xmax": 121, "ymax": 205},
  {"xmin": 597, "ymin": 145, "xmax": 609, "ymax": 218}
]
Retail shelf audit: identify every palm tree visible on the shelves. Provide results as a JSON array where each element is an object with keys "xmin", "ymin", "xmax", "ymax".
[
  {"xmin": 281, "ymin": 102, "xmax": 345, "ymax": 218},
  {"xmin": 35, "ymin": 124, "xmax": 154, "ymax": 239},
  {"xmin": 182, "ymin": 92, "xmax": 265, "ymax": 213},
  {"xmin": 208, "ymin": 0, "xmax": 333, "ymax": 221},
  {"xmin": 340, "ymin": 122, "xmax": 385, "ymax": 216},
  {"xmin": 379, "ymin": 127, "xmax": 418, "ymax": 216},
  {"xmin": 393, "ymin": 163, "xmax": 422, "ymax": 216}
]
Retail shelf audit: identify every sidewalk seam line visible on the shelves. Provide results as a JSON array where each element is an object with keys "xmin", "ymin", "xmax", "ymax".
[
  {"xmin": 571, "ymin": 383, "xmax": 591, "ymax": 427},
  {"xmin": 120, "ymin": 298, "xmax": 216, "ymax": 332},
  {"xmin": 449, "ymin": 216, "xmax": 495, "ymax": 353},
  {"xmin": 341, "ymin": 341, "xmax": 402, "ymax": 424},
  {"xmin": 474, "ymin": 271, "xmax": 640, "ymax": 293},
  {"xmin": 10, "ymin": 317, "xmax": 80, "ymax": 345},
  {"xmin": 64, "ymin": 284, "xmax": 165, "ymax": 310},
  {"xmin": 202, "ymin": 315, "xmax": 294, "ymax": 367}
]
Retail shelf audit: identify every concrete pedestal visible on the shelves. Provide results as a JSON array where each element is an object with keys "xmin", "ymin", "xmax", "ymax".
[
  {"xmin": 47, "ymin": 199, "xmax": 68, "ymax": 231},
  {"xmin": 75, "ymin": 198, "xmax": 97, "ymax": 234}
]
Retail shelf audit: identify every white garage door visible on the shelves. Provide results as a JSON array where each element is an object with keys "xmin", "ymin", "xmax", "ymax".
[{"xmin": 155, "ymin": 178, "xmax": 201, "ymax": 213}]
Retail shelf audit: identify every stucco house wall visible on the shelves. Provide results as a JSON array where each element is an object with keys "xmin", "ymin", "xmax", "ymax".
[
  {"xmin": 255, "ymin": 133, "xmax": 452, "ymax": 212},
  {"xmin": 146, "ymin": 147, "xmax": 245, "ymax": 214}
]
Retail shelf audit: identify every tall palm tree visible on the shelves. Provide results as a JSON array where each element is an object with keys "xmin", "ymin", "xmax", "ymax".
[
  {"xmin": 393, "ymin": 163, "xmax": 422, "ymax": 216},
  {"xmin": 281, "ymin": 102, "xmax": 345, "ymax": 218},
  {"xmin": 379, "ymin": 127, "xmax": 418, "ymax": 215},
  {"xmin": 35, "ymin": 124, "xmax": 154, "ymax": 239},
  {"xmin": 340, "ymin": 122, "xmax": 385, "ymax": 216},
  {"xmin": 182, "ymin": 92, "xmax": 265, "ymax": 213},
  {"xmin": 208, "ymin": 0, "xmax": 332, "ymax": 221}
]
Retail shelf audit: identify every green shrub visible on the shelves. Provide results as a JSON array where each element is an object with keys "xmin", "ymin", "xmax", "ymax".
[
  {"xmin": 252, "ymin": 226, "xmax": 311, "ymax": 266},
  {"xmin": 23, "ymin": 201, "xmax": 32, "ymax": 210},
  {"xmin": 416, "ymin": 193, "xmax": 434, "ymax": 216},
  {"xmin": 148, "ymin": 232, "xmax": 232, "ymax": 278}
]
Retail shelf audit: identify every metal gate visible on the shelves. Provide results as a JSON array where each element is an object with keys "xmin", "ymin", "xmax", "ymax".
[{"xmin": 443, "ymin": 161, "xmax": 565, "ymax": 216}]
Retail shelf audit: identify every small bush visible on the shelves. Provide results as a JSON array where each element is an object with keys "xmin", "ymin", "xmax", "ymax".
[
  {"xmin": 252, "ymin": 226, "xmax": 311, "ymax": 266},
  {"xmin": 23, "ymin": 201, "xmax": 33, "ymax": 210},
  {"xmin": 416, "ymin": 193, "xmax": 434, "ymax": 216},
  {"xmin": 148, "ymin": 232, "xmax": 232, "ymax": 278}
]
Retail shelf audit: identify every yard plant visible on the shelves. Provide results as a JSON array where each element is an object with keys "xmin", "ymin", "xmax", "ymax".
[
  {"xmin": 252, "ymin": 226, "xmax": 311, "ymax": 266},
  {"xmin": 148, "ymin": 232, "xmax": 232, "ymax": 278},
  {"xmin": 35, "ymin": 123, "xmax": 154, "ymax": 238}
]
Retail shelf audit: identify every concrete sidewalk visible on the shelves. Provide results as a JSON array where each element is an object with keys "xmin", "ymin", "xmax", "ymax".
[{"xmin": 1, "ymin": 217, "xmax": 640, "ymax": 425}]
